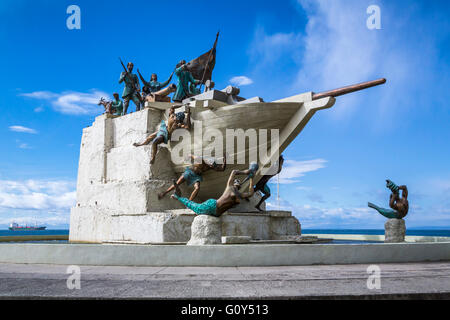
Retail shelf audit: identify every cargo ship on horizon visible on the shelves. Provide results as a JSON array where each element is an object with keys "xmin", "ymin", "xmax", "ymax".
[{"xmin": 9, "ymin": 222, "xmax": 46, "ymax": 231}]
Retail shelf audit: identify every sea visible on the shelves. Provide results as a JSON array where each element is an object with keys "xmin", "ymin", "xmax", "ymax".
[
  {"xmin": 0, "ymin": 229, "xmax": 69, "ymax": 237},
  {"xmin": 1, "ymin": 229, "xmax": 449, "ymax": 237}
]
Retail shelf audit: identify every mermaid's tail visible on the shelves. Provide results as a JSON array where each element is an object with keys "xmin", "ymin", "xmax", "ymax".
[
  {"xmin": 174, "ymin": 195, "xmax": 218, "ymax": 216},
  {"xmin": 368, "ymin": 202, "xmax": 378, "ymax": 210},
  {"xmin": 368, "ymin": 202, "xmax": 399, "ymax": 219}
]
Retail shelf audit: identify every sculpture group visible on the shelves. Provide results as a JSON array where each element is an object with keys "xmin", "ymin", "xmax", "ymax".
[
  {"xmin": 95, "ymin": 33, "xmax": 286, "ymax": 216},
  {"xmin": 96, "ymin": 33, "xmax": 403, "ymax": 227}
]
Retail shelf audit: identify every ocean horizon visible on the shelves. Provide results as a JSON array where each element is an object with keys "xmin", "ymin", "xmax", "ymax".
[{"xmin": 1, "ymin": 229, "xmax": 450, "ymax": 237}]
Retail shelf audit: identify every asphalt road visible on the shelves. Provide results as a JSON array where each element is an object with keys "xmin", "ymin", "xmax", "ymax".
[{"xmin": 0, "ymin": 262, "xmax": 449, "ymax": 299}]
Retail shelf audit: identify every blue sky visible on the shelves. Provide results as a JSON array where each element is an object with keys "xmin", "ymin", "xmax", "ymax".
[{"xmin": 1, "ymin": 0, "xmax": 449, "ymax": 229}]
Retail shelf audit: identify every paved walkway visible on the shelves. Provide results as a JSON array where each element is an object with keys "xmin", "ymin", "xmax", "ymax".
[{"xmin": 0, "ymin": 262, "xmax": 449, "ymax": 299}]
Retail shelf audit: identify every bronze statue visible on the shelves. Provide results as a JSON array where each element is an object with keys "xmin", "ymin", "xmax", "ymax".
[
  {"xmin": 97, "ymin": 93, "xmax": 123, "ymax": 116},
  {"xmin": 98, "ymin": 97, "xmax": 113, "ymax": 115},
  {"xmin": 170, "ymin": 169, "xmax": 254, "ymax": 217},
  {"xmin": 172, "ymin": 60, "xmax": 201, "ymax": 102},
  {"xmin": 133, "ymin": 106, "xmax": 191, "ymax": 164},
  {"xmin": 253, "ymin": 155, "xmax": 284, "ymax": 212},
  {"xmin": 158, "ymin": 155, "xmax": 227, "ymax": 201},
  {"xmin": 170, "ymin": 32, "xmax": 219, "ymax": 101},
  {"xmin": 137, "ymin": 69, "xmax": 176, "ymax": 103},
  {"xmin": 368, "ymin": 180, "xmax": 409, "ymax": 219},
  {"xmin": 119, "ymin": 60, "xmax": 142, "ymax": 114}
]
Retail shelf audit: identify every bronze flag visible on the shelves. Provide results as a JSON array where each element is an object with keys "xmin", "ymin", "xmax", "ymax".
[{"xmin": 186, "ymin": 32, "xmax": 219, "ymax": 82}]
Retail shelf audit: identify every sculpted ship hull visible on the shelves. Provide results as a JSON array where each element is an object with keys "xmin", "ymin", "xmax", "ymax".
[
  {"xmin": 69, "ymin": 79, "xmax": 385, "ymax": 243},
  {"xmin": 153, "ymin": 92, "xmax": 336, "ymax": 200}
]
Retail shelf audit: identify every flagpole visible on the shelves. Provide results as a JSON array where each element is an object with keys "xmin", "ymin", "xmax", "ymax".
[
  {"xmin": 199, "ymin": 31, "xmax": 219, "ymax": 92},
  {"xmin": 277, "ymin": 174, "xmax": 280, "ymax": 210}
]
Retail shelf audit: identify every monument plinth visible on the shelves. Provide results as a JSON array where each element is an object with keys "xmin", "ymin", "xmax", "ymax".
[
  {"xmin": 187, "ymin": 215, "xmax": 222, "ymax": 245},
  {"xmin": 385, "ymin": 219, "xmax": 406, "ymax": 243},
  {"xmin": 69, "ymin": 108, "xmax": 301, "ymax": 244}
]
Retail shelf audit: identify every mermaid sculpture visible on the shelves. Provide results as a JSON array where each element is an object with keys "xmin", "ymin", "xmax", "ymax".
[{"xmin": 368, "ymin": 180, "xmax": 409, "ymax": 219}]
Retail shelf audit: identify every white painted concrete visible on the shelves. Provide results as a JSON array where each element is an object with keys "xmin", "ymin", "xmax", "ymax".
[{"xmin": 0, "ymin": 242, "xmax": 448, "ymax": 267}]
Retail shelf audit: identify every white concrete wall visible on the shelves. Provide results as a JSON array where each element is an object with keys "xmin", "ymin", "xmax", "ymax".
[
  {"xmin": 102, "ymin": 211, "xmax": 301, "ymax": 244},
  {"xmin": 69, "ymin": 206, "xmax": 112, "ymax": 243},
  {"xmin": 1, "ymin": 242, "xmax": 449, "ymax": 267},
  {"xmin": 111, "ymin": 109, "xmax": 162, "ymax": 148}
]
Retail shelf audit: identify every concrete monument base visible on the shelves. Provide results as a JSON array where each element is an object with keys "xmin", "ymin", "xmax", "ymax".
[
  {"xmin": 385, "ymin": 219, "xmax": 406, "ymax": 243},
  {"xmin": 69, "ymin": 108, "xmax": 303, "ymax": 244},
  {"xmin": 70, "ymin": 208, "xmax": 301, "ymax": 244}
]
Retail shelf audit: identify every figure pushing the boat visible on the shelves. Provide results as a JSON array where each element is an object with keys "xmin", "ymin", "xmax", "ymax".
[
  {"xmin": 158, "ymin": 154, "xmax": 227, "ymax": 201},
  {"xmin": 170, "ymin": 169, "xmax": 255, "ymax": 217},
  {"xmin": 133, "ymin": 106, "xmax": 192, "ymax": 164},
  {"xmin": 253, "ymin": 155, "xmax": 284, "ymax": 212}
]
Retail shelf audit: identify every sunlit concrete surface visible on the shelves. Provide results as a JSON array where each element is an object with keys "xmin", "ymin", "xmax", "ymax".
[
  {"xmin": 0, "ymin": 242, "xmax": 449, "ymax": 266},
  {"xmin": 0, "ymin": 262, "xmax": 448, "ymax": 299}
]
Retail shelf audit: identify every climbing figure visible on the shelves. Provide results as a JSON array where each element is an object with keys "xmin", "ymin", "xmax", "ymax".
[
  {"xmin": 133, "ymin": 106, "xmax": 191, "ymax": 164},
  {"xmin": 253, "ymin": 155, "xmax": 284, "ymax": 212},
  {"xmin": 171, "ymin": 169, "xmax": 255, "ymax": 217},
  {"xmin": 158, "ymin": 155, "xmax": 227, "ymax": 201}
]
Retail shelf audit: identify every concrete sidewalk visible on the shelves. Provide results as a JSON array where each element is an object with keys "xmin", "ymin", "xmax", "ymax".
[{"xmin": 0, "ymin": 262, "xmax": 449, "ymax": 299}]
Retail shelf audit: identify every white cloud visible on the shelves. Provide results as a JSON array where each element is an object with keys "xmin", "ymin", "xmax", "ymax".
[
  {"xmin": 9, "ymin": 125, "xmax": 38, "ymax": 134},
  {"xmin": 0, "ymin": 179, "xmax": 76, "ymax": 210},
  {"xmin": 34, "ymin": 107, "xmax": 44, "ymax": 113},
  {"xmin": 266, "ymin": 192, "xmax": 450, "ymax": 229},
  {"xmin": 21, "ymin": 89, "xmax": 110, "ymax": 115},
  {"xmin": 296, "ymin": 0, "xmax": 378, "ymax": 90},
  {"xmin": 0, "ymin": 213, "xmax": 69, "ymax": 228},
  {"xmin": 247, "ymin": 0, "xmax": 443, "ymax": 122},
  {"xmin": 277, "ymin": 159, "xmax": 327, "ymax": 184},
  {"xmin": 21, "ymin": 91, "xmax": 58, "ymax": 99},
  {"xmin": 18, "ymin": 143, "xmax": 31, "ymax": 149},
  {"xmin": 292, "ymin": 0, "xmax": 440, "ymax": 120},
  {"xmin": 249, "ymin": 27, "xmax": 302, "ymax": 65},
  {"xmin": 230, "ymin": 76, "xmax": 253, "ymax": 86},
  {"xmin": 428, "ymin": 179, "xmax": 450, "ymax": 194},
  {"xmin": 266, "ymin": 197, "xmax": 382, "ymax": 228}
]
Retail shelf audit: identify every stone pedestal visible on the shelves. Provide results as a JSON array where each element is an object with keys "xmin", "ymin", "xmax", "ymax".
[
  {"xmin": 385, "ymin": 219, "xmax": 406, "ymax": 243},
  {"xmin": 187, "ymin": 215, "xmax": 222, "ymax": 246}
]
